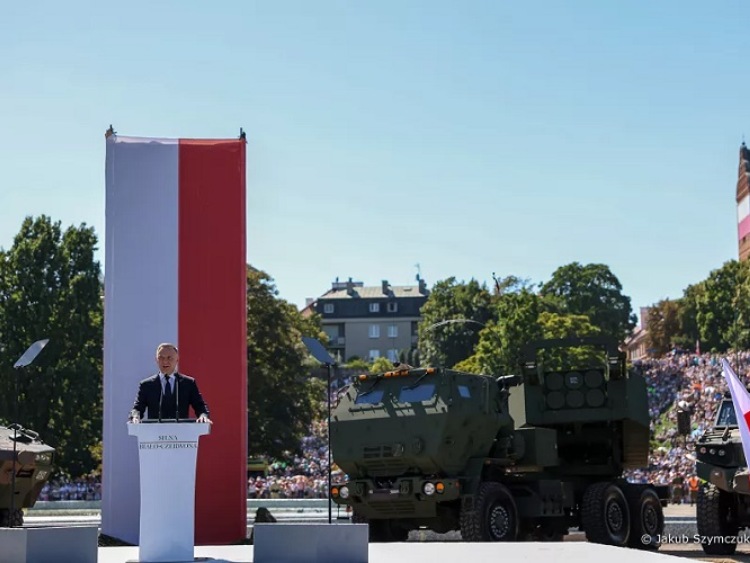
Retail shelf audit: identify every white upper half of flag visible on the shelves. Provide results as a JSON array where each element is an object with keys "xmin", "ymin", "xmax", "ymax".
[
  {"xmin": 739, "ymin": 195, "xmax": 750, "ymax": 223},
  {"xmin": 107, "ymin": 134, "xmax": 178, "ymax": 145},
  {"xmin": 721, "ymin": 359, "xmax": 750, "ymax": 468}
]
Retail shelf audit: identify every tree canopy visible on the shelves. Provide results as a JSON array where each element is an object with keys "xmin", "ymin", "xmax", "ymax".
[
  {"xmin": 539, "ymin": 262, "xmax": 636, "ymax": 343},
  {"xmin": 246, "ymin": 265, "xmax": 326, "ymax": 459},
  {"xmin": 0, "ymin": 215, "xmax": 103, "ymax": 477},
  {"xmin": 417, "ymin": 277, "xmax": 493, "ymax": 368}
]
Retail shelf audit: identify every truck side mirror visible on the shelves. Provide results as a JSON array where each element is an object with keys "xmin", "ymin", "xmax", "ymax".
[{"xmin": 677, "ymin": 410, "xmax": 691, "ymax": 436}]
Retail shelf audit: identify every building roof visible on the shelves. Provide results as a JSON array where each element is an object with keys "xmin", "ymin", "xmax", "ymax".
[{"xmin": 321, "ymin": 285, "xmax": 427, "ymax": 300}]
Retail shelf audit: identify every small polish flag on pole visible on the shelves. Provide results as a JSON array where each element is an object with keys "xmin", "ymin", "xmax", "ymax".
[{"xmin": 721, "ymin": 359, "xmax": 750, "ymax": 470}]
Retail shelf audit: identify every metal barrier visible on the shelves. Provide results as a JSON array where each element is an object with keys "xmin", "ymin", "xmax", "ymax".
[{"xmin": 29, "ymin": 498, "xmax": 336, "ymax": 513}]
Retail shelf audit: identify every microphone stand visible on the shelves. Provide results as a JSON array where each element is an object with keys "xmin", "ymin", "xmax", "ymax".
[
  {"xmin": 327, "ymin": 362, "xmax": 332, "ymax": 525},
  {"xmin": 175, "ymin": 375, "xmax": 180, "ymax": 423}
]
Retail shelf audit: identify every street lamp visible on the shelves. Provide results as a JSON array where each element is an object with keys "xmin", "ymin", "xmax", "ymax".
[
  {"xmin": 8, "ymin": 339, "xmax": 49, "ymax": 527},
  {"xmin": 301, "ymin": 337, "xmax": 336, "ymax": 525},
  {"xmin": 423, "ymin": 318, "xmax": 487, "ymax": 332}
]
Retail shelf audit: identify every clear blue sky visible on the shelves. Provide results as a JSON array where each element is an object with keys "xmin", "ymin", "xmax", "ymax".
[{"xmin": 2, "ymin": 1, "xmax": 748, "ymax": 323}]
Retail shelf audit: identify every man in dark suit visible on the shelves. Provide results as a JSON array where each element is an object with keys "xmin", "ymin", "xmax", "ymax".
[{"xmin": 128, "ymin": 343, "xmax": 212, "ymax": 424}]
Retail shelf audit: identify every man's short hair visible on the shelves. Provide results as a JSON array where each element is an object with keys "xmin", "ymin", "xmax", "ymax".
[{"xmin": 156, "ymin": 343, "xmax": 179, "ymax": 355}]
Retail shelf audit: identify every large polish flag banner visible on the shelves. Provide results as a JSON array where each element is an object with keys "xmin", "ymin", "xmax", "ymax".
[
  {"xmin": 721, "ymin": 359, "xmax": 750, "ymax": 470},
  {"xmin": 101, "ymin": 134, "xmax": 247, "ymax": 545}
]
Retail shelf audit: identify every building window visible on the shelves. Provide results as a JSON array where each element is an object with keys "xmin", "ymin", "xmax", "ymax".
[
  {"xmin": 323, "ymin": 326, "xmax": 339, "ymax": 341},
  {"xmin": 369, "ymin": 302, "xmax": 380, "ymax": 313},
  {"xmin": 387, "ymin": 349, "xmax": 398, "ymax": 362},
  {"xmin": 369, "ymin": 325, "xmax": 380, "ymax": 338},
  {"xmin": 387, "ymin": 325, "xmax": 398, "ymax": 338},
  {"xmin": 387, "ymin": 302, "xmax": 398, "ymax": 313},
  {"xmin": 324, "ymin": 303, "xmax": 334, "ymax": 314},
  {"xmin": 369, "ymin": 349, "xmax": 380, "ymax": 361}
]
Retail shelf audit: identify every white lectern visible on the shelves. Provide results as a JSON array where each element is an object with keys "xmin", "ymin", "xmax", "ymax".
[{"xmin": 128, "ymin": 421, "xmax": 210, "ymax": 563}]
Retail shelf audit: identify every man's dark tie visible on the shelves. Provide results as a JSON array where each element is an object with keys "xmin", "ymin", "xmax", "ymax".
[{"xmin": 164, "ymin": 375, "xmax": 172, "ymax": 404}]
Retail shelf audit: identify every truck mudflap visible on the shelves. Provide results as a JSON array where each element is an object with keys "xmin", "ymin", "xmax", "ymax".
[{"xmin": 696, "ymin": 459, "xmax": 737, "ymax": 493}]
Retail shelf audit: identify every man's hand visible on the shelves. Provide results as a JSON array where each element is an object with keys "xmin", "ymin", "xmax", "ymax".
[
  {"xmin": 128, "ymin": 410, "xmax": 141, "ymax": 424},
  {"xmin": 197, "ymin": 414, "xmax": 212, "ymax": 424}
]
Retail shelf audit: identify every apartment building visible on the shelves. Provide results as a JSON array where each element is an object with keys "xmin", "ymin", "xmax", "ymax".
[{"xmin": 303, "ymin": 277, "xmax": 430, "ymax": 363}]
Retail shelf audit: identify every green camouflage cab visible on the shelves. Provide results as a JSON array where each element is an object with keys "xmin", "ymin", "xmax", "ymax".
[
  {"xmin": 330, "ymin": 336, "xmax": 668, "ymax": 547},
  {"xmin": 0, "ymin": 424, "xmax": 55, "ymax": 526}
]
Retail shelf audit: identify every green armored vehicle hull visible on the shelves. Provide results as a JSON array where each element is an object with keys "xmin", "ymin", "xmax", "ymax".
[
  {"xmin": 330, "ymin": 337, "xmax": 668, "ymax": 547},
  {"xmin": 0, "ymin": 425, "xmax": 55, "ymax": 526},
  {"xmin": 694, "ymin": 395, "xmax": 750, "ymax": 556}
]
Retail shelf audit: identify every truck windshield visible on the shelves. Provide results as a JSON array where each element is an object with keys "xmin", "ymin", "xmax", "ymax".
[
  {"xmin": 397, "ymin": 383, "xmax": 436, "ymax": 403},
  {"xmin": 353, "ymin": 382, "xmax": 437, "ymax": 405},
  {"xmin": 716, "ymin": 400, "xmax": 738, "ymax": 427},
  {"xmin": 354, "ymin": 388, "xmax": 385, "ymax": 405}
]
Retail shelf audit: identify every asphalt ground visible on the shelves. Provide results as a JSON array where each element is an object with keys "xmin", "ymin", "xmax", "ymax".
[{"xmin": 25, "ymin": 502, "xmax": 750, "ymax": 561}]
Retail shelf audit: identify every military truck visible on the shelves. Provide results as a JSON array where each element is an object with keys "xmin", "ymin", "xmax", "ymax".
[
  {"xmin": 694, "ymin": 393, "xmax": 750, "ymax": 555},
  {"xmin": 329, "ymin": 336, "xmax": 668, "ymax": 547},
  {"xmin": 0, "ymin": 424, "xmax": 55, "ymax": 526}
]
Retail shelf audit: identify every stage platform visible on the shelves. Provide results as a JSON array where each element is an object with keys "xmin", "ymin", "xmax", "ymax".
[{"xmin": 96, "ymin": 542, "xmax": 695, "ymax": 563}]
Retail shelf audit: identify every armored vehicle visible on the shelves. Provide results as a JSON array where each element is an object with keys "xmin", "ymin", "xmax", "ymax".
[
  {"xmin": 694, "ymin": 393, "xmax": 750, "ymax": 555},
  {"xmin": 330, "ymin": 336, "xmax": 668, "ymax": 547},
  {"xmin": 0, "ymin": 424, "xmax": 55, "ymax": 526}
]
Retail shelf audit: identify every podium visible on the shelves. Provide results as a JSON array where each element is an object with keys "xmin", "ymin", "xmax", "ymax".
[{"xmin": 128, "ymin": 420, "xmax": 210, "ymax": 563}]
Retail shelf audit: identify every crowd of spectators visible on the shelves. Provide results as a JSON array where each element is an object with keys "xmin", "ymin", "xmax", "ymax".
[
  {"xmin": 247, "ymin": 418, "xmax": 345, "ymax": 499},
  {"xmin": 625, "ymin": 350, "xmax": 750, "ymax": 502},
  {"xmin": 37, "ymin": 353, "xmax": 750, "ymax": 504},
  {"xmin": 37, "ymin": 474, "xmax": 101, "ymax": 501}
]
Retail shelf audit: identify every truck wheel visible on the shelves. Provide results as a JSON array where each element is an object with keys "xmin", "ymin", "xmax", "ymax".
[
  {"xmin": 625, "ymin": 486, "xmax": 664, "ymax": 550},
  {"xmin": 581, "ymin": 481, "xmax": 630, "ymax": 546},
  {"xmin": 696, "ymin": 482, "xmax": 738, "ymax": 555},
  {"xmin": 0, "ymin": 508, "xmax": 23, "ymax": 527},
  {"xmin": 460, "ymin": 482, "xmax": 518, "ymax": 542}
]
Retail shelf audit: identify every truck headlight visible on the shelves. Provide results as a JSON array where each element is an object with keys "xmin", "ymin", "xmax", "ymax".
[
  {"xmin": 423, "ymin": 483, "xmax": 435, "ymax": 496},
  {"xmin": 340, "ymin": 486, "xmax": 350, "ymax": 499},
  {"xmin": 718, "ymin": 449, "xmax": 726, "ymax": 456}
]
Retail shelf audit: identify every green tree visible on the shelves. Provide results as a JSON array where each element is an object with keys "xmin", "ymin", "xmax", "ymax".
[
  {"xmin": 460, "ymin": 288, "xmax": 544, "ymax": 376},
  {"xmin": 0, "ymin": 215, "xmax": 103, "ymax": 477},
  {"xmin": 246, "ymin": 265, "xmax": 326, "ymax": 458},
  {"xmin": 696, "ymin": 260, "xmax": 744, "ymax": 352},
  {"xmin": 536, "ymin": 311, "xmax": 603, "ymax": 369},
  {"xmin": 673, "ymin": 283, "xmax": 703, "ymax": 350},
  {"xmin": 540, "ymin": 262, "xmax": 636, "ymax": 343},
  {"xmin": 418, "ymin": 277, "xmax": 493, "ymax": 368},
  {"xmin": 645, "ymin": 299, "xmax": 681, "ymax": 356},
  {"xmin": 370, "ymin": 356, "xmax": 393, "ymax": 374},
  {"xmin": 727, "ymin": 260, "xmax": 750, "ymax": 351}
]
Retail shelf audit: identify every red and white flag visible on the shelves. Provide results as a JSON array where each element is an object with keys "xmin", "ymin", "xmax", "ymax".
[
  {"xmin": 721, "ymin": 359, "xmax": 750, "ymax": 467},
  {"xmin": 101, "ymin": 134, "xmax": 247, "ymax": 546}
]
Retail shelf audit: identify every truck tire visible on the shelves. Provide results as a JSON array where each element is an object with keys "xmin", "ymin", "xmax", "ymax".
[
  {"xmin": 625, "ymin": 485, "xmax": 664, "ymax": 550},
  {"xmin": 696, "ymin": 482, "xmax": 738, "ymax": 556},
  {"xmin": 0, "ymin": 508, "xmax": 23, "ymax": 527},
  {"xmin": 460, "ymin": 482, "xmax": 518, "ymax": 542},
  {"xmin": 581, "ymin": 481, "xmax": 630, "ymax": 547}
]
